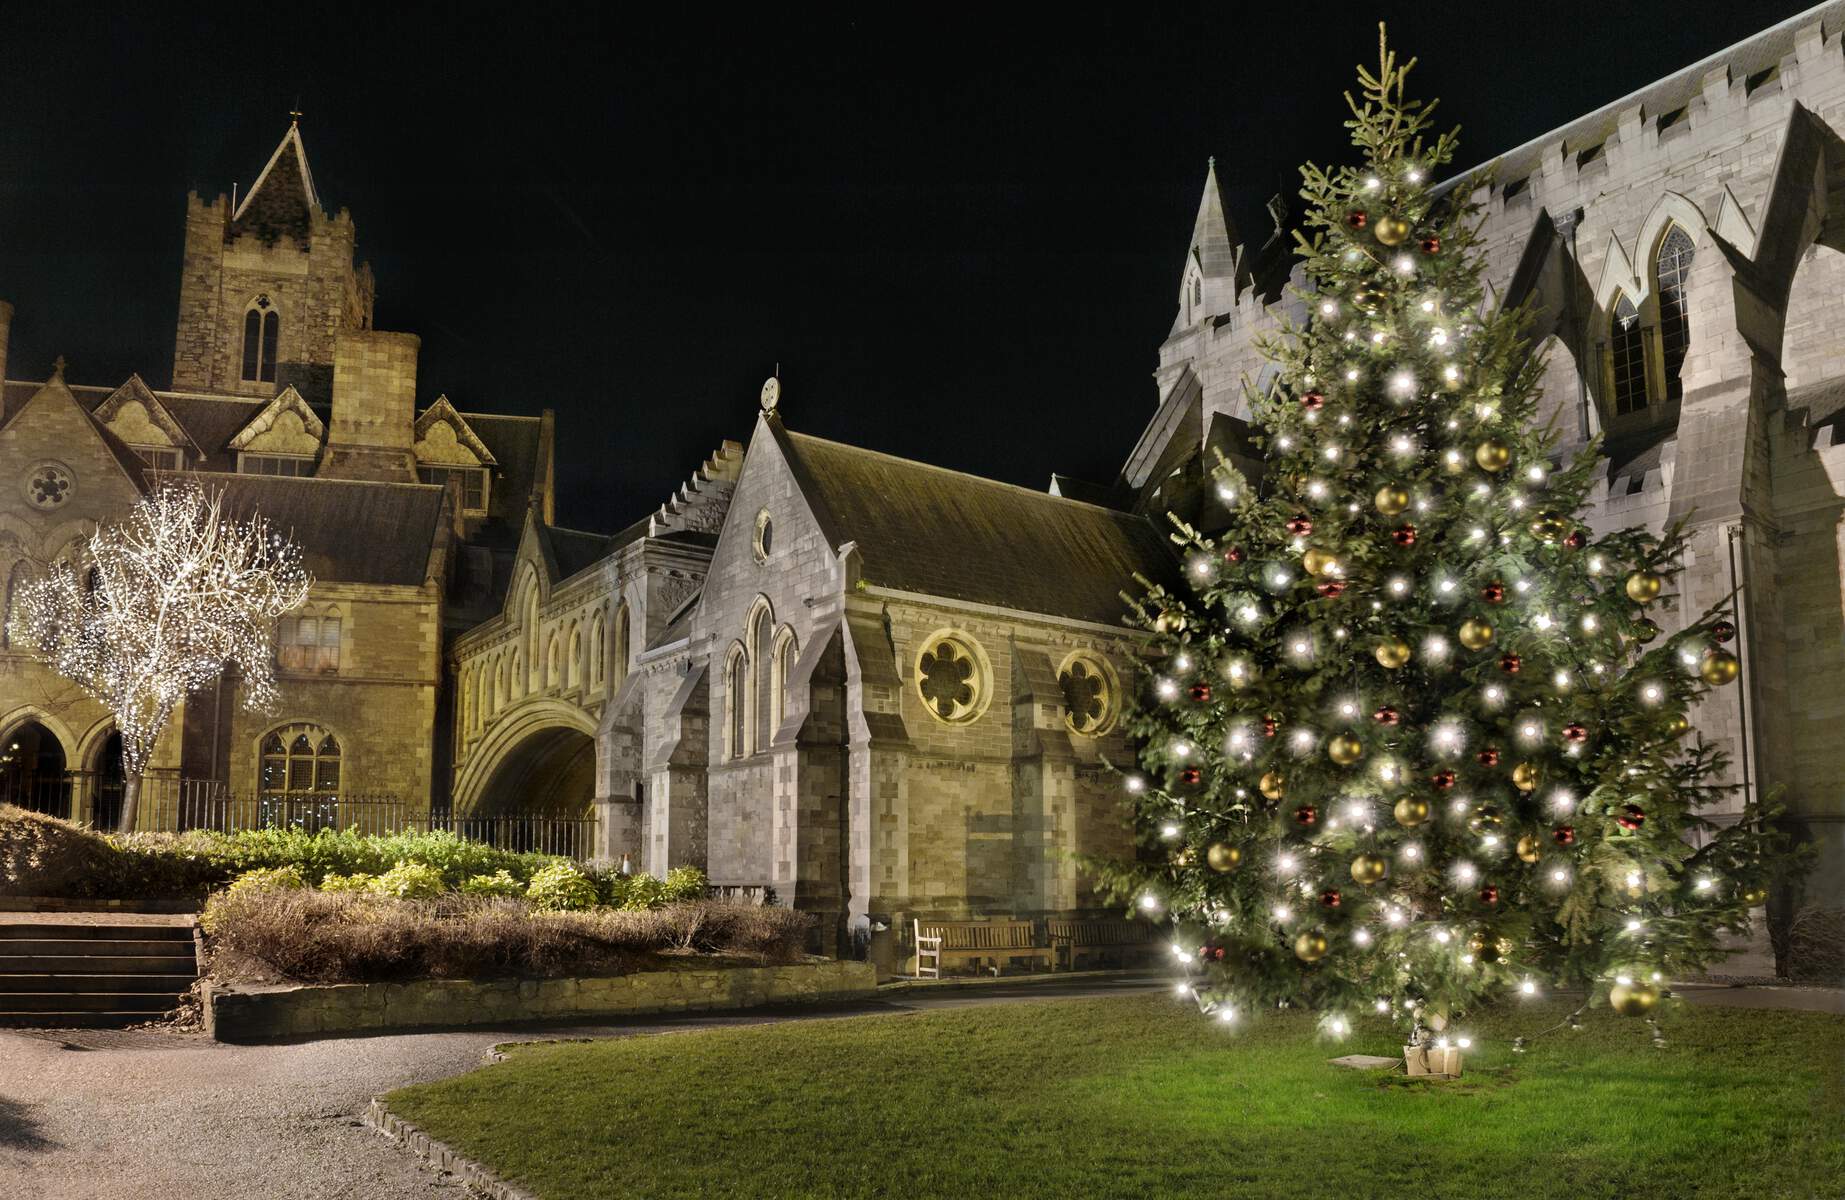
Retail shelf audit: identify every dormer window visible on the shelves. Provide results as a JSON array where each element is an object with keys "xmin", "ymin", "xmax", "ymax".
[{"xmin": 242, "ymin": 296, "xmax": 280, "ymax": 383}]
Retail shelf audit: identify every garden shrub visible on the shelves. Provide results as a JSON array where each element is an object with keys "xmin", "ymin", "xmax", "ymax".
[
  {"xmin": 225, "ymin": 865, "xmax": 306, "ymax": 896},
  {"xmin": 661, "ymin": 865, "xmax": 708, "ymax": 905},
  {"xmin": 318, "ymin": 872, "xmax": 377, "ymax": 894},
  {"xmin": 459, "ymin": 869, "xmax": 524, "ymax": 898},
  {"xmin": 371, "ymin": 860, "xmax": 446, "ymax": 900},
  {"xmin": 0, "ymin": 805, "xmax": 126, "ymax": 898},
  {"xmin": 616, "ymin": 873, "xmax": 667, "ymax": 911},
  {"xmin": 526, "ymin": 861, "xmax": 598, "ymax": 911}
]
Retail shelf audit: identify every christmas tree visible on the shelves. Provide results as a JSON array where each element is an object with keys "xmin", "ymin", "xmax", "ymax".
[{"xmin": 1114, "ymin": 30, "xmax": 1782, "ymax": 1042}]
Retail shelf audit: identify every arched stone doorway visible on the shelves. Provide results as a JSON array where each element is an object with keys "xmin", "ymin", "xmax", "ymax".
[
  {"xmin": 475, "ymin": 726, "xmax": 596, "ymax": 818},
  {"xmin": 92, "ymin": 731, "xmax": 126, "ymax": 831},
  {"xmin": 0, "ymin": 721, "xmax": 69, "ymax": 818}
]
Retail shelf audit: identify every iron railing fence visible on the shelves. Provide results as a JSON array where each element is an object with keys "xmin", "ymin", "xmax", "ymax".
[{"xmin": 8, "ymin": 772, "xmax": 600, "ymax": 860}]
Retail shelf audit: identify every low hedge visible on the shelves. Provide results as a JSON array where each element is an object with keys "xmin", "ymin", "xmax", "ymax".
[{"xmin": 202, "ymin": 887, "xmax": 813, "ymax": 984}]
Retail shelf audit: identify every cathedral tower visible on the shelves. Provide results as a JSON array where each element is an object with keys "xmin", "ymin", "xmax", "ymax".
[{"xmin": 171, "ymin": 120, "xmax": 376, "ymax": 398}]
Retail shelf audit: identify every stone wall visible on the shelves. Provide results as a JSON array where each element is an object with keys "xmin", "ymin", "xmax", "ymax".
[{"xmin": 202, "ymin": 958, "xmax": 877, "ymax": 1041}]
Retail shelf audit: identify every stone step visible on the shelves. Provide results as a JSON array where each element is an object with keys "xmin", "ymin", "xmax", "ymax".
[
  {"xmin": 0, "ymin": 972, "xmax": 195, "ymax": 995},
  {"xmin": 0, "ymin": 937, "xmax": 196, "ymax": 958},
  {"xmin": 1, "ymin": 990, "xmax": 184, "ymax": 1013},
  {"xmin": 0, "ymin": 1011, "xmax": 169, "ymax": 1029},
  {"xmin": 0, "ymin": 956, "xmax": 195, "ymax": 981},
  {"xmin": 0, "ymin": 922, "xmax": 193, "ymax": 943}
]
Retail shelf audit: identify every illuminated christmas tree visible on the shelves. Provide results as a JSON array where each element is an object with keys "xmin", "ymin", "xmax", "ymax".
[{"xmin": 1114, "ymin": 31, "xmax": 1782, "ymax": 1042}]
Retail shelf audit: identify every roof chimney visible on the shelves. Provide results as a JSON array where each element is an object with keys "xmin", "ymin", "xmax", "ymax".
[{"xmin": 320, "ymin": 330, "xmax": 419, "ymax": 481}]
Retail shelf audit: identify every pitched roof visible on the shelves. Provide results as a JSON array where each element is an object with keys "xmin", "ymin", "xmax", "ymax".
[
  {"xmin": 463, "ymin": 412, "xmax": 544, "ymax": 528},
  {"xmin": 539, "ymin": 523, "xmax": 609, "ymax": 582},
  {"xmin": 229, "ymin": 122, "xmax": 321, "ymax": 248},
  {"xmin": 209, "ymin": 475, "xmax": 445, "ymax": 587},
  {"xmin": 770, "ymin": 422, "xmax": 1179, "ymax": 626}
]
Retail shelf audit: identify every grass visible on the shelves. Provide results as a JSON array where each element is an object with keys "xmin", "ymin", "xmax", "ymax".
[{"xmin": 384, "ymin": 994, "xmax": 1845, "ymax": 1200}]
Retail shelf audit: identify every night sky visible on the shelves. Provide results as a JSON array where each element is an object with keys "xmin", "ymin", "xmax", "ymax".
[{"xmin": 0, "ymin": 2, "xmax": 1812, "ymax": 529}]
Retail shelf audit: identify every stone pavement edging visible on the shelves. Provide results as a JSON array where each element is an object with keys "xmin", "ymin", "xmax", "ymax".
[
  {"xmin": 366, "ymin": 1097, "xmax": 538, "ymax": 1200},
  {"xmin": 204, "ymin": 958, "xmax": 877, "ymax": 1041}
]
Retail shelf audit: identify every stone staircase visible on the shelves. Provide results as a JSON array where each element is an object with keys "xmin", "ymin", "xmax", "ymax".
[{"xmin": 0, "ymin": 915, "xmax": 198, "ymax": 1027}]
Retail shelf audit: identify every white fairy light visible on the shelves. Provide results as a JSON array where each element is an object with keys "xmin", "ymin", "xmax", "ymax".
[
  {"xmin": 1468, "ymin": 526, "xmax": 1487, "ymax": 541},
  {"xmin": 1320, "ymin": 299, "xmax": 1339, "ymax": 317},
  {"xmin": 1533, "ymin": 612, "xmax": 1554, "ymax": 631},
  {"xmin": 1581, "ymin": 614, "xmax": 1599, "ymax": 633},
  {"xmin": 1517, "ymin": 719, "xmax": 1543, "ymax": 744},
  {"xmin": 1625, "ymin": 919, "xmax": 1644, "ymax": 933},
  {"xmin": 1550, "ymin": 867, "xmax": 1570, "ymax": 885},
  {"xmin": 1376, "ymin": 759, "xmax": 1401, "ymax": 784},
  {"xmin": 1176, "ymin": 982, "xmax": 1192, "ymax": 996},
  {"xmin": 1394, "ymin": 254, "xmax": 1415, "ymax": 274},
  {"xmin": 1553, "ymin": 670, "xmax": 1572, "ymax": 690},
  {"xmin": 1444, "ymin": 449, "xmax": 1465, "ymax": 470},
  {"xmin": 1322, "ymin": 444, "xmax": 1342, "ymax": 462},
  {"xmin": 1527, "ymin": 464, "xmax": 1546, "ymax": 483},
  {"xmin": 1273, "ymin": 905, "xmax": 1294, "ymax": 923},
  {"xmin": 1429, "ymin": 327, "xmax": 1448, "ymax": 347},
  {"xmin": 1434, "ymin": 928, "xmax": 1453, "ymax": 945},
  {"xmin": 1139, "ymin": 893, "xmax": 1161, "ymax": 912},
  {"xmin": 1443, "ymin": 363, "xmax": 1461, "ymax": 383},
  {"xmin": 9, "ymin": 481, "xmax": 311, "ymax": 831},
  {"xmin": 1548, "ymin": 789, "xmax": 1575, "ymax": 815},
  {"xmin": 1388, "ymin": 576, "xmax": 1410, "ymax": 596},
  {"xmin": 1372, "ymin": 330, "xmax": 1388, "ymax": 346},
  {"xmin": 1307, "ymin": 480, "xmax": 1329, "ymax": 500},
  {"xmin": 1217, "ymin": 483, "xmax": 1237, "ymax": 503},
  {"xmin": 1457, "ymin": 1037, "xmax": 1473, "ymax": 1049},
  {"xmin": 1626, "ymin": 871, "xmax": 1643, "ymax": 889},
  {"xmin": 1387, "ymin": 369, "xmax": 1417, "ymax": 399},
  {"xmin": 1160, "ymin": 823, "xmax": 1181, "ymax": 840},
  {"xmin": 1126, "ymin": 775, "xmax": 1145, "ymax": 794},
  {"xmin": 1423, "ymin": 634, "xmax": 1451, "ymax": 664},
  {"xmin": 1218, "ymin": 1007, "xmax": 1238, "ymax": 1023},
  {"xmin": 1471, "ymin": 482, "xmax": 1491, "ymax": 499},
  {"xmin": 1172, "ymin": 740, "xmax": 1192, "ymax": 759},
  {"xmin": 1225, "ymin": 659, "xmax": 1250, "ymax": 684},
  {"xmin": 1174, "ymin": 654, "xmax": 1192, "ymax": 671},
  {"xmin": 1190, "ymin": 557, "xmax": 1213, "ymax": 579},
  {"xmin": 1373, "ymin": 996, "xmax": 1388, "ymax": 1011},
  {"xmin": 1364, "ymin": 176, "xmax": 1380, "ymax": 190},
  {"xmin": 1277, "ymin": 435, "xmax": 1295, "ymax": 449},
  {"xmin": 1276, "ymin": 854, "xmax": 1298, "ymax": 876},
  {"xmin": 1407, "ymin": 168, "xmax": 1423, "ymax": 182},
  {"xmin": 1520, "ymin": 979, "xmax": 1537, "ymax": 995},
  {"xmin": 1328, "ymin": 1016, "xmax": 1351, "ymax": 1037},
  {"xmin": 1431, "ymin": 721, "xmax": 1466, "ymax": 753},
  {"xmin": 1400, "ymin": 842, "xmax": 1422, "ymax": 862},
  {"xmin": 1171, "ymin": 942, "xmax": 1189, "ymax": 960},
  {"xmin": 1290, "ymin": 728, "xmax": 1317, "ymax": 754},
  {"xmin": 1390, "ymin": 434, "xmax": 1416, "ymax": 456},
  {"xmin": 1451, "ymin": 861, "xmax": 1479, "ymax": 886},
  {"xmin": 1344, "ymin": 368, "xmax": 1360, "ymax": 382},
  {"xmin": 1588, "ymin": 554, "xmax": 1605, "ymax": 574},
  {"xmin": 1437, "ymin": 577, "xmax": 1457, "ymax": 595},
  {"xmin": 1696, "ymin": 877, "xmax": 1715, "ymax": 892},
  {"xmin": 1641, "ymin": 683, "xmax": 1664, "ymax": 705},
  {"xmin": 1483, "ymin": 685, "xmax": 1505, "ymax": 706},
  {"xmin": 1157, "ymin": 678, "xmax": 1179, "ymax": 700}
]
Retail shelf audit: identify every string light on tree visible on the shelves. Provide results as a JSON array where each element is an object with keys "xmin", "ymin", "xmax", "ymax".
[{"xmin": 1101, "ymin": 26, "xmax": 1787, "ymax": 1046}]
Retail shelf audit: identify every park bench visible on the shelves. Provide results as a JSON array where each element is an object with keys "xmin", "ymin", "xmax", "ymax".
[
  {"xmin": 1046, "ymin": 917, "xmax": 1159, "ymax": 971},
  {"xmin": 912, "ymin": 918, "xmax": 1051, "ymax": 978}
]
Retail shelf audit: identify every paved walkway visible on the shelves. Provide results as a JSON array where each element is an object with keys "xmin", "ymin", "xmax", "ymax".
[{"xmin": 0, "ymin": 974, "xmax": 1834, "ymax": 1199}]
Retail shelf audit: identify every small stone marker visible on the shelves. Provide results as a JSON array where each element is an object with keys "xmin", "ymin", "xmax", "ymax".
[{"xmin": 1328, "ymin": 1054, "xmax": 1400, "ymax": 1070}]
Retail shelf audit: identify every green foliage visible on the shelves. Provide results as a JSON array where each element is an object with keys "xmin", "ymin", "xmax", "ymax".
[
  {"xmin": 1111, "ymin": 27, "xmax": 1792, "ymax": 1037},
  {"xmin": 459, "ymin": 869, "xmax": 525, "ymax": 898},
  {"xmin": 371, "ymin": 860, "xmax": 447, "ymax": 900},
  {"xmin": 224, "ymin": 865, "xmax": 306, "ymax": 896},
  {"xmin": 661, "ymin": 866, "xmax": 709, "ymax": 905},
  {"xmin": 615, "ymin": 873, "xmax": 668, "ymax": 911},
  {"xmin": 525, "ymin": 861, "xmax": 599, "ymax": 911},
  {"xmin": 317, "ymin": 872, "xmax": 378, "ymax": 894}
]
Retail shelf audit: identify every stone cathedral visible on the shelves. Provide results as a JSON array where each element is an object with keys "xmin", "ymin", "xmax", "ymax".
[{"xmin": 2, "ymin": 4, "xmax": 1842, "ymax": 972}]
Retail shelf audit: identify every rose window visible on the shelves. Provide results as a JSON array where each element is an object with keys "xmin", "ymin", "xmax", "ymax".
[
  {"xmin": 918, "ymin": 636, "xmax": 983, "ymax": 723},
  {"xmin": 1059, "ymin": 657, "xmax": 1111, "ymax": 734},
  {"xmin": 25, "ymin": 463, "xmax": 73, "ymax": 509}
]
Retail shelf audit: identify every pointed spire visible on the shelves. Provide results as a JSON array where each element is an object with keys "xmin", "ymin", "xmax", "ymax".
[
  {"xmin": 50, "ymin": 355, "xmax": 66, "ymax": 382},
  {"xmin": 228, "ymin": 120, "xmax": 322, "ymax": 247}
]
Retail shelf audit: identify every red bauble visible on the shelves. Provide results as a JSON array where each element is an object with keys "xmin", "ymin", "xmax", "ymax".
[
  {"xmin": 1564, "ymin": 531, "xmax": 1588, "ymax": 550},
  {"xmin": 1710, "ymin": 620, "xmax": 1737, "ymax": 644},
  {"xmin": 1562, "ymin": 722, "xmax": 1588, "ymax": 743},
  {"xmin": 1179, "ymin": 767, "xmax": 1203, "ymax": 786},
  {"xmin": 1478, "ymin": 885, "xmax": 1500, "ymax": 905},
  {"xmin": 1301, "ymin": 390, "xmax": 1326, "ymax": 411},
  {"xmin": 1373, "ymin": 705, "xmax": 1401, "ymax": 726},
  {"xmin": 1420, "ymin": 235, "xmax": 1442, "ymax": 254},
  {"xmin": 1262, "ymin": 717, "xmax": 1279, "ymax": 738},
  {"xmin": 1500, "ymin": 653, "xmax": 1523, "ymax": 674},
  {"xmin": 1347, "ymin": 210, "xmax": 1369, "ymax": 229},
  {"xmin": 1224, "ymin": 545, "xmax": 1245, "ymax": 563},
  {"xmin": 1319, "ymin": 888, "xmax": 1343, "ymax": 908},
  {"xmin": 1393, "ymin": 524, "xmax": 1419, "ymax": 546},
  {"xmin": 1316, "ymin": 580, "xmax": 1346, "ymax": 599},
  {"xmin": 1617, "ymin": 804, "xmax": 1646, "ymax": 831},
  {"xmin": 1431, "ymin": 769, "xmax": 1457, "ymax": 790},
  {"xmin": 1476, "ymin": 747, "xmax": 1501, "ymax": 767},
  {"xmin": 1481, "ymin": 581, "xmax": 1506, "ymax": 604},
  {"xmin": 1286, "ymin": 516, "xmax": 1314, "ymax": 536},
  {"xmin": 1293, "ymin": 804, "xmax": 1319, "ymax": 827},
  {"xmin": 1552, "ymin": 824, "xmax": 1577, "ymax": 846},
  {"xmin": 1188, "ymin": 683, "xmax": 1213, "ymax": 703}
]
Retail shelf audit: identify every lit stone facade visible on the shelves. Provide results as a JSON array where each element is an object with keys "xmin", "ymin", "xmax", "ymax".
[{"xmin": 1123, "ymin": 4, "xmax": 1845, "ymax": 921}]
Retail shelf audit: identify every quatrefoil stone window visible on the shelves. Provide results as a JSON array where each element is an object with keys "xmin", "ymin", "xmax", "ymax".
[
  {"xmin": 24, "ymin": 462, "xmax": 74, "ymax": 510},
  {"xmin": 917, "ymin": 634, "xmax": 987, "ymax": 724},
  {"xmin": 1058, "ymin": 654, "xmax": 1113, "ymax": 735}
]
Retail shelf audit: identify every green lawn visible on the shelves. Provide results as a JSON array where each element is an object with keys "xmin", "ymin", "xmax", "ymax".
[{"xmin": 384, "ymin": 994, "xmax": 1845, "ymax": 1200}]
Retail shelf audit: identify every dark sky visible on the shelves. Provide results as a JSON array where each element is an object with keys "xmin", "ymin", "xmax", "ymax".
[{"xmin": 0, "ymin": 2, "xmax": 1813, "ymax": 529}]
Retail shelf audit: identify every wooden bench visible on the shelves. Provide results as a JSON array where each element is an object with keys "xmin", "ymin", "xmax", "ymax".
[
  {"xmin": 913, "ymin": 919, "xmax": 1051, "ymax": 978},
  {"xmin": 1046, "ymin": 917, "xmax": 1160, "ymax": 971}
]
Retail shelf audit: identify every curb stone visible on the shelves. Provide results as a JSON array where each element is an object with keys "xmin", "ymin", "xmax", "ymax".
[{"xmin": 365, "ymin": 1096, "xmax": 537, "ymax": 1200}]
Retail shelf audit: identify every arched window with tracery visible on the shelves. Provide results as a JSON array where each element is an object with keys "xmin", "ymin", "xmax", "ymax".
[
  {"xmin": 241, "ymin": 296, "xmax": 280, "ymax": 384},
  {"xmin": 258, "ymin": 725, "xmax": 341, "ymax": 820},
  {"xmin": 567, "ymin": 624, "xmax": 582, "ymax": 689},
  {"xmin": 590, "ymin": 615, "xmax": 606, "ymax": 688},
  {"xmin": 1655, "ymin": 226, "xmax": 1695, "ymax": 402},
  {"xmin": 1610, "ymin": 293, "xmax": 1647, "ymax": 416},
  {"xmin": 724, "ymin": 644, "xmax": 750, "ymax": 760},
  {"xmin": 614, "ymin": 605, "xmax": 631, "ymax": 689},
  {"xmin": 747, "ymin": 600, "xmax": 773, "ymax": 750},
  {"xmin": 770, "ymin": 627, "xmax": 798, "ymax": 737}
]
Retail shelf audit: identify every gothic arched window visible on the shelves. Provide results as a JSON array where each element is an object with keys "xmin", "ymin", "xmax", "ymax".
[
  {"xmin": 770, "ymin": 627, "xmax": 798, "ymax": 736},
  {"xmin": 1655, "ymin": 226, "xmax": 1695, "ymax": 402},
  {"xmin": 1610, "ymin": 294, "xmax": 1647, "ymax": 416},
  {"xmin": 725, "ymin": 644, "xmax": 750, "ymax": 760},
  {"xmin": 241, "ymin": 296, "xmax": 280, "ymax": 384},
  {"xmin": 258, "ymin": 724, "xmax": 340, "ymax": 803},
  {"xmin": 614, "ymin": 605, "xmax": 631, "ymax": 688}
]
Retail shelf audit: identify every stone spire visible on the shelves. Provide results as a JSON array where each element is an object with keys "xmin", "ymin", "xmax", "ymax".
[
  {"xmin": 1173, "ymin": 158, "xmax": 1247, "ymax": 331},
  {"xmin": 227, "ymin": 120, "xmax": 322, "ymax": 249}
]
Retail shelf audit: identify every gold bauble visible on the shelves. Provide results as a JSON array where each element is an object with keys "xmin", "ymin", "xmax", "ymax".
[
  {"xmin": 1529, "ymin": 511, "xmax": 1568, "ymax": 542},
  {"xmin": 1467, "ymin": 803, "xmax": 1504, "ymax": 834},
  {"xmin": 1512, "ymin": 762, "xmax": 1540, "ymax": 792},
  {"xmin": 1624, "ymin": 572, "xmax": 1663, "ymax": 604},
  {"xmin": 1206, "ymin": 842, "xmax": 1243, "ymax": 873},
  {"xmin": 1700, "ymin": 650, "xmax": 1741, "ymax": 686},
  {"xmin": 1741, "ymin": 887, "xmax": 1769, "ymax": 906},
  {"xmin": 1374, "ymin": 485, "xmax": 1410, "ymax": 516},
  {"xmin": 1328, "ymin": 733, "xmax": 1365, "ymax": 766},
  {"xmin": 1302, "ymin": 548, "xmax": 1338, "ymax": 577},
  {"xmin": 1666, "ymin": 714, "xmax": 1691, "ymax": 737},
  {"xmin": 1154, "ymin": 607, "xmax": 1188, "ymax": 634},
  {"xmin": 1294, "ymin": 930, "xmax": 1330, "ymax": 962},
  {"xmin": 1171, "ymin": 845, "xmax": 1196, "ymax": 867},
  {"xmin": 1374, "ymin": 639, "xmax": 1413, "ymax": 669},
  {"xmin": 1393, "ymin": 796, "xmax": 1431, "ymax": 827},
  {"xmin": 1350, "ymin": 853, "xmax": 1388, "ymax": 885},
  {"xmin": 1609, "ymin": 980, "xmax": 1660, "ymax": 1017},
  {"xmin": 1458, "ymin": 619, "xmax": 1495, "ymax": 651},
  {"xmin": 1373, "ymin": 215, "xmax": 1412, "ymax": 246},
  {"xmin": 1474, "ymin": 440, "xmax": 1512, "ymax": 472},
  {"xmin": 1515, "ymin": 834, "xmax": 1544, "ymax": 863},
  {"xmin": 1258, "ymin": 771, "xmax": 1286, "ymax": 801}
]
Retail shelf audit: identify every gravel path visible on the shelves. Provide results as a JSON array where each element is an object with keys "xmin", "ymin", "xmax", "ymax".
[
  {"xmin": 0, "ymin": 977, "xmax": 1157, "ymax": 1200},
  {"xmin": 0, "ymin": 973, "xmax": 1834, "ymax": 1199}
]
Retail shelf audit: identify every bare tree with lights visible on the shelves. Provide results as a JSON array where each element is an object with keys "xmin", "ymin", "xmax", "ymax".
[
  {"xmin": 1106, "ymin": 30, "xmax": 1788, "ymax": 1048},
  {"xmin": 8, "ymin": 481, "xmax": 311, "ymax": 832}
]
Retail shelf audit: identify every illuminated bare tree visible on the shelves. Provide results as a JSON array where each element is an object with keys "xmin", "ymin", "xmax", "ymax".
[{"xmin": 8, "ymin": 482, "xmax": 311, "ymax": 831}]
